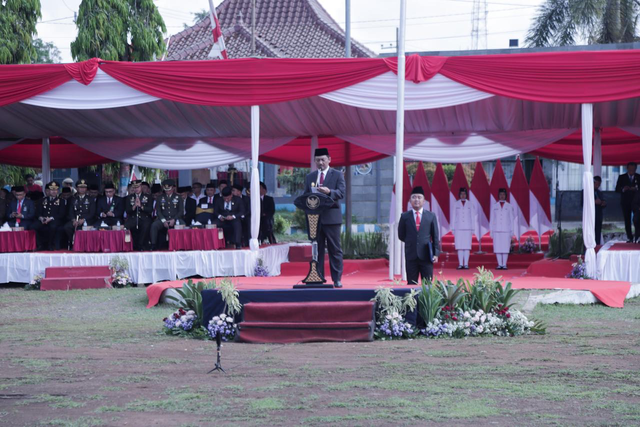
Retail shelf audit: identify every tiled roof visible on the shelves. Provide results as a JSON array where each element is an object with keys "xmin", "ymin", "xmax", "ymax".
[{"xmin": 165, "ymin": 0, "xmax": 375, "ymax": 60}]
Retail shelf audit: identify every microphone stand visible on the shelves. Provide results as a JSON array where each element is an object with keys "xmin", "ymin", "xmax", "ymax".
[{"xmin": 207, "ymin": 333, "xmax": 225, "ymax": 373}]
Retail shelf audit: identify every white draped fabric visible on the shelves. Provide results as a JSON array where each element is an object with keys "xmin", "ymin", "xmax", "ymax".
[
  {"xmin": 593, "ymin": 128, "xmax": 602, "ymax": 177},
  {"xmin": 21, "ymin": 69, "xmax": 159, "ymax": 109},
  {"xmin": 69, "ymin": 136, "xmax": 294, "ymax": 169},
  {"xmin": 581, "ymin": 104, "xmax": 597, "ymax": 278},
  {"xmin": 320, "ymin": 72, "xmax": 494, "ymax": 111},
  {"xmin": 250, "ymin": 106, "xmax": 261, "ymax": 251},
  {"xmin": 341, "ymin": 129, "xmax": 576, "ymax": 163},
  {"xmin": 597, "ymin": 240, "xmax": 640, "ymax": 282},
  {"xmin": 0, "ymin": 244, "xmax": 292, "ymax": 284}
]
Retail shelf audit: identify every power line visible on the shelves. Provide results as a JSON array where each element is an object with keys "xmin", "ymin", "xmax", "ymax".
[
  {"xmin": 360, "ymin": 28, "xmax": 528, "ymax": 44},
  {"xmin": 39, "ymin": 16, "xmax": 74, "ymax": 24}
]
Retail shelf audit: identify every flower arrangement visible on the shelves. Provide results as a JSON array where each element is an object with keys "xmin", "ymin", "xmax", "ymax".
[
  {"xmin": 566, "ymin": 256, "xmax": 592, "ymax": 280},
  {"xmin": 375, "ymin": 312, "xmax": 415, "ymax": 340},
  {"xmin": 254, "ymin": 258, "xmax": 269, "ymax": 277},
  {"xmin": 110, "ymin": 256, "xmax": 135, "ymax": 288},
  {"xmin": 519, "ymin": 236, "xmax": 539, "ymax": 254},
  {"xmin": 207, "ymin": 313, "xmax": 236, "ymax": 341},
  {"xmin": 111, "ymin": 272, "xmax": 134, "ymax": 288},
  {"xmin": 374, "ymin": 268, "xmax": 545, "ymax": 340},
  {"xmin": 24, "ymin": 273, "xmax": 44, "ymax": 291},
  {"xmin": 162, "ymin": 278, "xmax": 242, "ymax": 340},
  {"xmin": 163, "ymin": 308, "xmax": 198, "ymax": 335}
]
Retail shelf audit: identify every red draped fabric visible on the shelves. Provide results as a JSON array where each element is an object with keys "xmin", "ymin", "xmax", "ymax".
[
  {"xmin": 99, "ymin": 58, "xmax": 390, "ymax": 106},
  {"xmin": 530, "ymin": 128, "xmax": 640, "ymax": 165},
  {"xmin": 168, "ymin": 228, "xmax": 223, "ymax": 251},
  {"xmin": 259, "ymin": 137, "xmax": 387, "ymax": 167},
  {"xmin": 73, "ymin": 230, "xmax": 133, "ymax": 253},
  {"xmin": 0, "ymin": 138, "xmax": 112, "ymax": 168},
  {"xmin": 0, "ymin": 231, "xmax": 36, "ymax": 253},
  {"xmin": 3, "ymin": 52, "xmax": 640, "ymax": 107}
]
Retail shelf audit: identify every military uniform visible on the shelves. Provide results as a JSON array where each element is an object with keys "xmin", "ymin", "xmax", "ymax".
[
  {"xmin": 124, "ymin": 180, "xmax": 153, "ymax": 250},
  {"xmin": 63, "ymin": 179, "xmax": 97, "ymax": 248},
  {"xmin": 33, "ymin": 182, "xmax": 67, "ymax": 250},
  {"xmin": 150, "ymin": 180, "xmax": 184, "ymax": 249}
]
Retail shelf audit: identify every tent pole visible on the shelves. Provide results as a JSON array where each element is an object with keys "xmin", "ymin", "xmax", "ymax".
[
  {"xmin": 581, "ymin": 104, "xmax": 597, "ymax": 278},
  {"xmin": 42, "ymin": 137, "xmax": 51, "ymax": 186},
  {"xmin": 594, "ymin": 127, "xmax": 602, "ymax": 178},
  {"xmin": 394, "ymin": 0, "xmax": 407, "ymax": 281},
  {"xmin": 344, "ymin": 0, "xmax": 352, "ymax": 239},
  {"xmin": 310, "ymin": 135, "xmax": 318, "ymax": 171},
  {"xmin": 250, "ymin": 105, "xmax": 261, "ymax": 251}
]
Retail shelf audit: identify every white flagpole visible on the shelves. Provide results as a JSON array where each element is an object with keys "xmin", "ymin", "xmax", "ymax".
[{"xmin": 394, "ymin": 0, "xmax": 407, "ymax": 281}]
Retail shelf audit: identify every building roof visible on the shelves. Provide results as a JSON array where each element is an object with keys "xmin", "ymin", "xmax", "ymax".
[{"xmin": 165, "ymin": 0, "xmax": 375, "ymax": 60}]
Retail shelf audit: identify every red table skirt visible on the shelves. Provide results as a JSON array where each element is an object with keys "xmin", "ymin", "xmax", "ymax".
[
  {"xmin": 168, "ymin": 228, "xmax": 224, "ymax": 251},
  {"xmin": 74, "ymin": 230, "xmax": 133, "ymax": 253},
  {"xmin": 0, "ymin": 230, "xmax": 36, "ymax": 253}
]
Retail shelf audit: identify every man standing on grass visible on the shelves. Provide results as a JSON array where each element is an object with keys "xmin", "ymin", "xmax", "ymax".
[{"xmin": 304, "ymin": 148, "xmax": 345, "ymax": 288}]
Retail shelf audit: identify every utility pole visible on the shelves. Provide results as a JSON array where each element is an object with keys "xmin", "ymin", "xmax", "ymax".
[{"xmin": 345, "ymin": 0, "xmax": 352, "ymax": 235}]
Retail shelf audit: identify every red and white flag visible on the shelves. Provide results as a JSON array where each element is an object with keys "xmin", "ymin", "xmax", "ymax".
[
  {"xmin": 510, "ymin": 157, "xmax": 530, "ymax": 239},
  {"xmin": 208, "ymin": 0, "xmax": 228, "ymax": 60},
  {"xmin": 431, "ymin": 163, "xmax": 450, "ymax": 238},
  {"xmin": 529, "ymin": 157, "xmax": 552, "ymax": 243},
  {"xmin": 489, "ymin": 159, "xmax": 509, "ymax": 206},
  {"xmin": 130, "ymin": 165, "xmax": 141, "ymax": 182},
  {"xmin": 470, "ymin": 162, "xmax": 491, "ymax": 240}
]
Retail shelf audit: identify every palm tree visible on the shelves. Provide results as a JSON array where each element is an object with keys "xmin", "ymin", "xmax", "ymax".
[{"xmin": 526, "ymin": 0, "xmax": 639, "ymax": 47}]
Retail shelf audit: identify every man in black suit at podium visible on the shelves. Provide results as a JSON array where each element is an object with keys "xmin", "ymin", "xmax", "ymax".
[
  {"xmin": 615, "ymin": 162, "xmax": 640, "ymax": 242},
  {"xmin": 304, "ymin": 148, "xmax": 346, "ymax": 288},
  {"xmin": 398, "ymin": 186, "xmax": 440, "ymax": 285}
]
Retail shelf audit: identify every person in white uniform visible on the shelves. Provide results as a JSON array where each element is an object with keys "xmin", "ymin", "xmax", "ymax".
[
  {"xmin": 451, "ymin": 187, "xmax": 475, "ymax": 269},
  {"xmin": 490, "ymin": 188, "xmax": 514, "ymax": 270}
]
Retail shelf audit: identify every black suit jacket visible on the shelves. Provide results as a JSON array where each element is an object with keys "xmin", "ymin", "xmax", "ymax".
[
  {"xmin": 261, "ymin": 195, "xmax": 275, "ymax": 219},
  {"xmin": 7, "ymin": 198, "xmax": 36, "ymax": 228},
  {"xmin": 398, "ymin": 209, "xmax": 440, "ymax": 262},
  {"xmin": 303, "ymin": 168, "xmax": 345, "ymax": 225},
  {"xmin": 215, "ymin": 196, "xmax": 245, "ymax": 220},
  {"xmin": 183, "ymin": 197, "xmax": 197, "ymax": 225},
  {"xmin": 615, "ymin": 173, "xmax": 640, "ymax": 206},
  {"xmin": 195, "ymin": 196, "xmax": 217, "ymax": 224},
  {"xmin": 97, "ymin": 195, "xmax": 125, "ymax": 224},
  {"xmin": 36, "ymin": 196, "xmax": 67, "ymax": 222},
  {"xmin": 242, "ymin": 195, "xmax": 251, "ymax": 217}
]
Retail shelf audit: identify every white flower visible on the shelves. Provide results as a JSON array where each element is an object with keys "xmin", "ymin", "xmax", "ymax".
[
  {"xmin": 464, "ymin": 322, "xmax": 470, "ymax": 328},
  {"xmin": 187, "ymin": 310, "xmax": 195, "ymax": 316},
  {"xmin": 385, "ymin": 314, "xmax": 392, "ymax": 320},
  {"xmin": 220, "ymin": 313, "xmax": 227, "ymax": 320},
  {"xmin": 480, "ymin": 315, "xmax": 486, "ymax": 323},
  {"xmin": 463, "ymin": 311, "xmax": 470, "ymax": 319},
  {"xmin": 212, "ymin": 316, "xmax": 220, "ymax": 322},
  {"xmin": 477, "ymin": 326, "xmax": 484, "ymax": 333},
  {"xmin": 217, "ymin": 320, "xmax": 223, "ymax": 326},
  {"xmin": 226, "ymin": 318, "xmax": 233, "ymax": 323},
  {"xmin": 175, "ymin": 321, "xmax": 182, "ymax": 327}
]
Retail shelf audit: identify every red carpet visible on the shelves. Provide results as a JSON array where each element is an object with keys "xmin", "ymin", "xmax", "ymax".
[{"xmin": 147, "ymin": 256, "xmax": 630, "ymax": 308}]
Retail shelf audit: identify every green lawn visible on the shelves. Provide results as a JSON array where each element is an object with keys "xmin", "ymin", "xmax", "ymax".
[{"xmin": 0, "ymin": 287, "xmax": 639, "ymax": 426}]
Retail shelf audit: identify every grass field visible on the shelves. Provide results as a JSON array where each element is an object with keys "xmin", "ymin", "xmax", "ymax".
[{"xmin": 1, "ymin": 287, "xmax": 639, "ymax": 426}]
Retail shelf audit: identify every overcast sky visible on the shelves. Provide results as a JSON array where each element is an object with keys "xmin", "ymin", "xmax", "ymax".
[{"xmin": 38, "ymin": 0, "xmax": 545, "ymax": 63}]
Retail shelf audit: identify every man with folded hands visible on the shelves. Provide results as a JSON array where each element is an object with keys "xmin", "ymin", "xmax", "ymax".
[
  {"xmin": 196, "ymin": 183, "xmax": 218, "ymax": 225},
  {"xmin": 214, "ymin": 186, "xmax": 244, "ymax": 249},
  {"xmin": 96, "ymin": 182, "xmax": 125, "ymax": 227}
]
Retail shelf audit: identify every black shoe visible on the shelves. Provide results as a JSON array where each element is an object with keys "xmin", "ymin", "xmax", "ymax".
[
  {"xmin": 334, "ymin": 282, "xmax": 343, "ymax": 288},
  {"xmin": 236, "ymin": 245, "xmax": 242, "ymax": 249},
  {"xmin": 503, "ymin": 266, "xmax": 508, "ymax": 270},
  {"xmin": 456, "ymin": 266, "xmax": 463, "ymax": 270},
  {"xmin": 627, "ymin": 240, "xmax": 633, "ymax": 243},
  {"xmin": 464, "ymin": 266, "xmax": 469, "ymax": 269},
  {"xmin": 496, "ymin": 266, "xmax": 503, "ymax": 270}
]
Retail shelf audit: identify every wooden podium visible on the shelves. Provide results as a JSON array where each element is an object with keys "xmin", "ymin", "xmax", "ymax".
[{"xmin": 293, "ymin": 192, "xmax": 336, "ymax": 289}]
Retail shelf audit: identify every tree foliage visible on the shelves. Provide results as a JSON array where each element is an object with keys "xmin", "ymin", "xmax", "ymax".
[
  {"xmin": 32, "ymin": 38, "xmax": 62, "ymax": 63},
  {"xmin": 71, "ymin": 0, "xmax": 166, "ymax": 62},
  {"xmin": 526, "ymin": 0, "xmax": 639, "ymax": 47},
  {"xmin": 0, "ymin": 0, "xmax": 41, "ymax": 64}
]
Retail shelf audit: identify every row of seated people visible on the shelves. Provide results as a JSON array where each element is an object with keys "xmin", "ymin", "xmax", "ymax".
[{"xmin": 0, "ymin": 178, "xmax": 276, "ymax": 251}]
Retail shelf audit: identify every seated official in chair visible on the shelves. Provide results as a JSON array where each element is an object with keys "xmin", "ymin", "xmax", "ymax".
[
  {"xmin": 124, "ymin": 180, "xmax": 153, "ymax": 251},
  {"xmin": 96, "ymin": 182, "xmax": 125, "ymax": 227},
  {"xmin": 63, "ymin": 179, "xmax": 97, "ymax": 248},
  {"xmin": 33, "ymin": 182, "xmax": 67, "ymax": 250},
  {"xmin": 178, "ymin": 186, "xmax": 197, "ymax": 226},
  {"xmin": 6, "ymin": 186, "xmax": 36, "ymax": 229},
  {"xmin": 398, "ymin": 186, "xmax": 440, "ymax": 284},
  {"xmin": 150, "ymin": 179, "xmax": 184, "ymax": 250},
  {"xmin": 214, "ymin": 186, "xmax": 244, "ymax": 249},
  {"xmin": 196, "ymin": 183, "xmax": 218, "ymax": 225}
]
